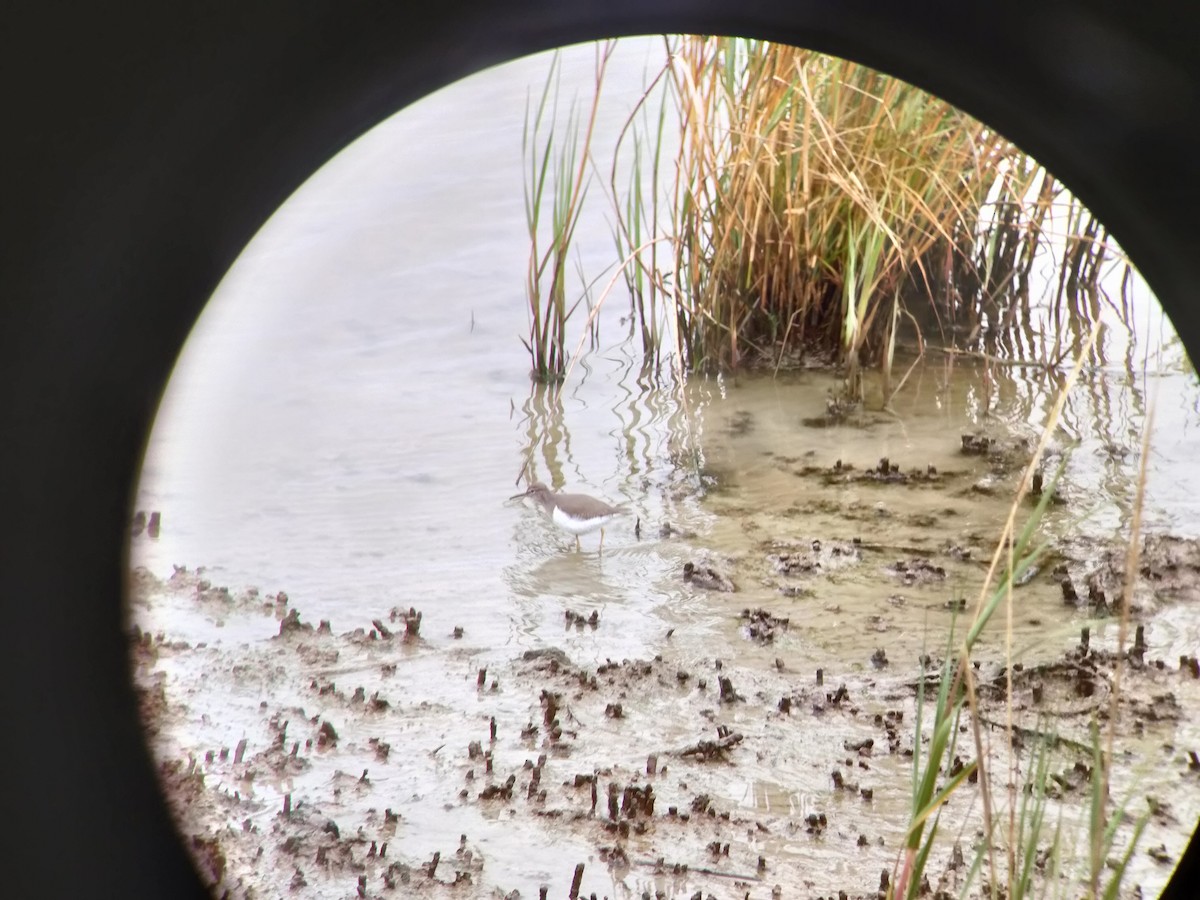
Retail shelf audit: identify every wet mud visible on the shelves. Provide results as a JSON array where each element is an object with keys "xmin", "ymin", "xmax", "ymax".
[
  {"xmin": 127, "ymin": 346, "xmax": 1200, "ymax": 900},
  {"xmin": 131, "ymin": 494, "xmax": 1200, "ymax": 898}
]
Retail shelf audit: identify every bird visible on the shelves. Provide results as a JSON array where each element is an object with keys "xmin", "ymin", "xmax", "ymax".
[{"xmin": 509, "ymin": 481, "xmax": 628, "ymax": 553}]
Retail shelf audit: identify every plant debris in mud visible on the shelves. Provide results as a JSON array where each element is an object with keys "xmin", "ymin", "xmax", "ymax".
[
  {"xmin": 129, "ymin": 558, "xmax": 1200, "ymax": 900},
  {"xmin": 885, "ymin": 557, "xmax": 947, "ymax": 585},
  {"xmin": 768, "ymin": 538, "xmax": 863, "ymax": 576},
  {"xmin": 739, "ymin": 608, "xmax": 789, "ymax": 643},
  {"xmin": 659, "ymin": 520, "xmax": 698, "ymax": 540},
  {"xmin": 799, "ymin": 393, "xmax": 868, "ymax": 428},
  {"xmin": 1074, "ymin": 534, "xmax": 1200, "ymax": 614},
  {"xmin": 682, "ymin": 560, "xmax": 736, "ymax": 592},
  {"xmin": 794, "ymin": 456, "xmax": 956, "ymax": 487},
  {"xmin": 564, "ymin": 609, "xmax": 600, "ymax": 629},
  {"xmin": 959, "ymin": 433, "xmax": 995, "ymax": 455},
  {"xmin": 130, "ymin": 508, "xmax": 163, "ymax": 537},
  {"xmin": 678, "ymin": 727, "xmax": 744, "ymax": 761}
]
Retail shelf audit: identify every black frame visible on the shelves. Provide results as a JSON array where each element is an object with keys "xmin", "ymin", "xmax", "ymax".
[{"xmin": 3, "ymin": 1, "xmax": 1197, "ymax": 895}]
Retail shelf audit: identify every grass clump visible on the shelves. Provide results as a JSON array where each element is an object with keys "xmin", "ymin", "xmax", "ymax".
[
  {"xmin": 525, "ymin": 37, "xmax": 1129, "ymax": 390},
  {"xmin": 521, "ymin": 43, "xmax": 614, "ymax": 383},
  {"xmin": 658, "ymin": 37, "xmax": 1110, "ymax": 381}
]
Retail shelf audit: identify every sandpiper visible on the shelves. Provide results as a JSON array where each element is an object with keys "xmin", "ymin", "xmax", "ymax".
[{"xmin": 509, "ymin": 481, "xmax": 628, "ymax": 553}]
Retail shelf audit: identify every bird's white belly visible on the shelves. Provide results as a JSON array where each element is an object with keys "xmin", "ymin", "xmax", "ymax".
[{"xmin": 551, "ymin": 506, "xmax": 614, "ymax": 535}]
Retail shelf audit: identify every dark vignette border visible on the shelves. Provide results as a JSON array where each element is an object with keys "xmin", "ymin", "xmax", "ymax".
[{"xmin": 2, "ymin": 1, "xmax": 1197, "ymax": 896}]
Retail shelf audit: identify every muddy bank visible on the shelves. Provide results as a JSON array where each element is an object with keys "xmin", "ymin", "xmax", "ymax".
[{"xmin": 130, "ymin": 540, "xmax": 1200, "ymax": 898}]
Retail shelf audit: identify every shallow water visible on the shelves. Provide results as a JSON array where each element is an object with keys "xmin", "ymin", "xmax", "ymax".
[{"xmin": 130, "ymin": 37, "xmax": 1200, "ymax": 898}]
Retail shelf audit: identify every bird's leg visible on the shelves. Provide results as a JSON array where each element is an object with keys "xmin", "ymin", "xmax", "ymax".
[
  {"xmin": 575, "ymin": 535, "xmax": 581, "ymax": 552},
  {"xmin": 598, "ymin": 528, "xmax": 605, "ymax": 555}
]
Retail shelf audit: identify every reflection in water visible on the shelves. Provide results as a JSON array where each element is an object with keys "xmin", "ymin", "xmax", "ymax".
[
  {"xmin": 486, "ymin": 317, "xmax": 1200, "ymax": 669},
  {"xmin": 517, "ymin": 379, "xmax": 571, "ymax": 489},
  {"xmin": 517, "ymin": 358, "xmax": 698, "ymax": 492},
  {"xmin": 514, "ymin": 361, "xmax": 711, "ymax": 541},
  {"xmin": 906, "ymin": 275, "xmax": 1198, "ymax": 541},
  {"xmin": 504, "ymin": 363, "xmax": 710, "ymax": 665}
]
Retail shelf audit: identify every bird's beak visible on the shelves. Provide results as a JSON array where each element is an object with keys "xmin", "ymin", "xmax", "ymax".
[{"xmin": 508, "ymin": 487, "xmax": 531, "ymax": 502}]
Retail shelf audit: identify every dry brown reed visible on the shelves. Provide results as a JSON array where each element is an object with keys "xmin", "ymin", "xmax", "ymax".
[
  {"xmin": 662, "ymin": 39, "xmax": 1038, "ymax": 372},
  {"xmin": 527, "ymin": 37, "xmax": 1132, "ymax": 392},
  {"xmin": 600, "ymin": 38, "xmax": 1129, "ymax": 390}
]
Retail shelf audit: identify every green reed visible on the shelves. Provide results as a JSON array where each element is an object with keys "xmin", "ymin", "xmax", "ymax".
[
  {"xmin": 521, "ymin": 43, "xmax": 613, "ymax": 382},
  {"xmin": 892, "ymin": 333, "xmax": 1150, "ymax": 900}
]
